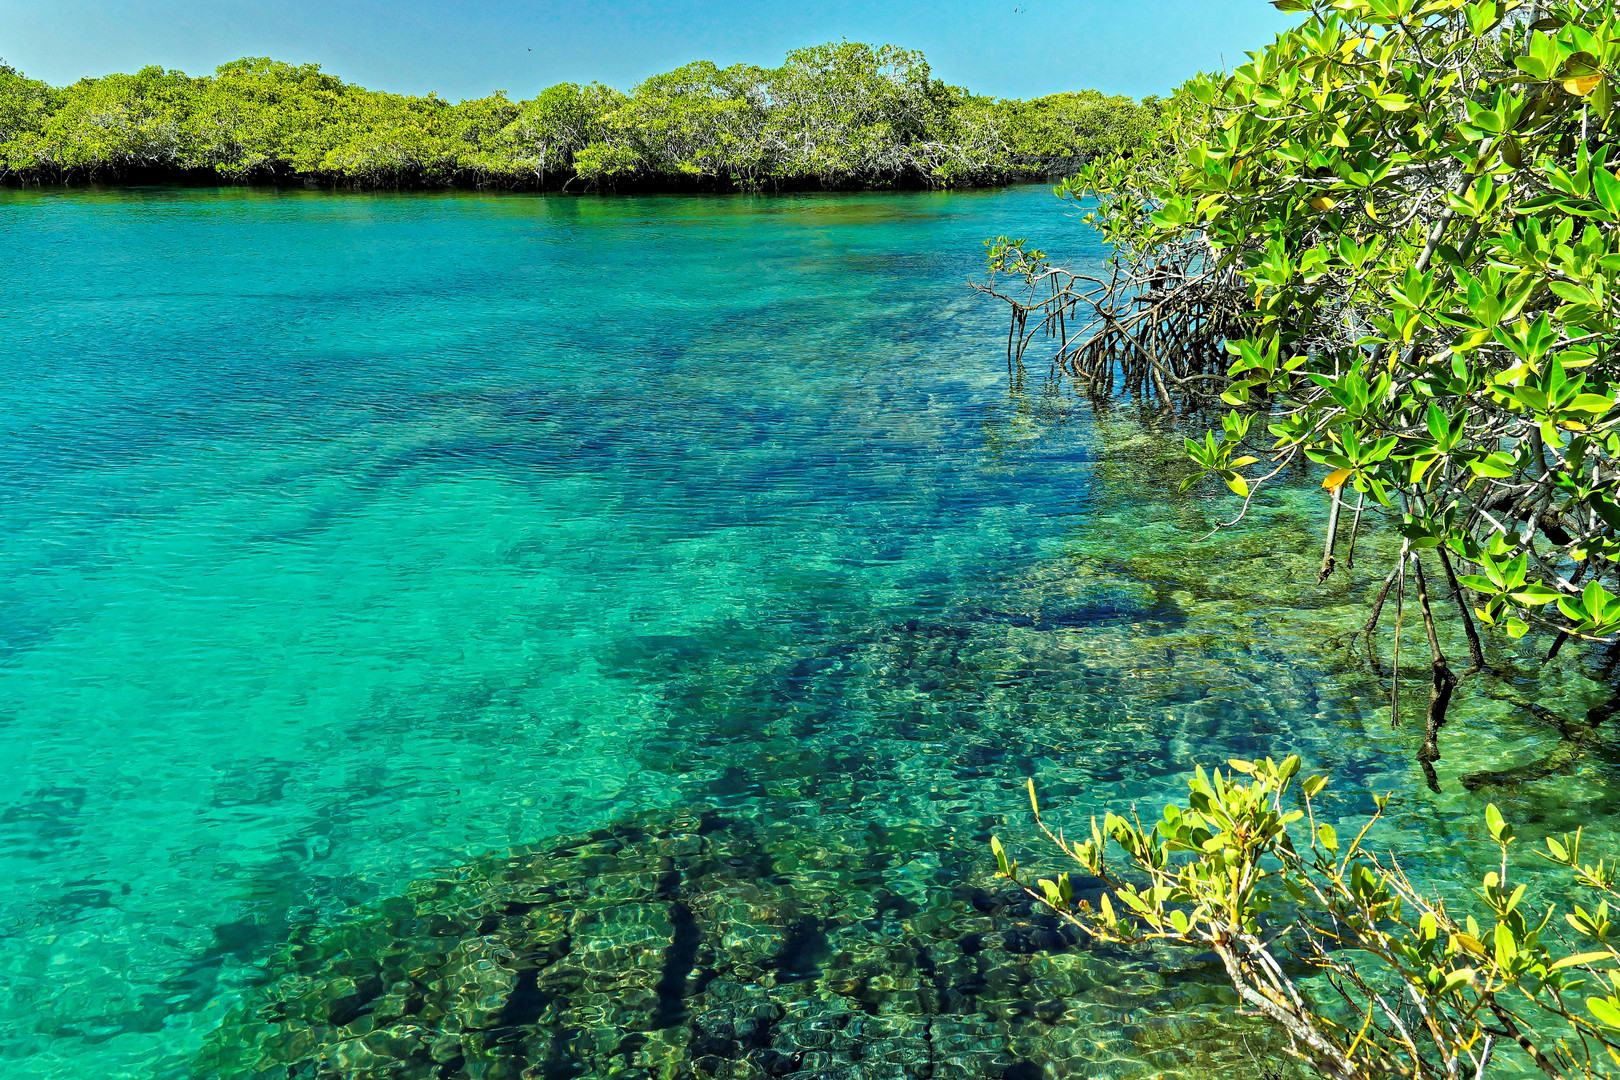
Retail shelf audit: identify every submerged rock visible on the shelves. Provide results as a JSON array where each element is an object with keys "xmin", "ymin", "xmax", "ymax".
[{"xmin": 197, "ymin": 808, "xmax": 1291, "ymax": 1079}]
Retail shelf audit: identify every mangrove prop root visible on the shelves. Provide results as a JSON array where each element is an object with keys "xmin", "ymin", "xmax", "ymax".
[
  {"xmin": 1319, "ymin": 485, "xmax": 1343, "ymax": 584},
  {"xmin": 1344, "ymin": 492, "xmax": 1366, "ymax": 571},
  {"xmin": 1360, "ymin": 565, "xmax": 1401, "ymax": 679},
  {"xmin": 1391, "ymin": 557, "xmax": 1406, "ymax": 731},
  {"xmin": 1436, "ymin": 546, "xmax": 1488, "ymax": 675},
  {"xmin": 976, "ymin": 256, "xmax": 1248, "ymax": 405},
  {"xmin": 1413, "ymin": 556, "xmax": 1458, "ymax": 764}
]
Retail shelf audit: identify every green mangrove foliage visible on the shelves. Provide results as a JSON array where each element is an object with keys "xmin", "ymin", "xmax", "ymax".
[
  {"xmin": 0, "ymin": 45, "xmax": 1153, "ymax": 189},
  {"xmin": 981, "ymin": 0, "xmax": 1620, "ymax": 763},
  {"xmin": 997, "ymin": 758, "xmax": 1620, "ymax": 1080}
]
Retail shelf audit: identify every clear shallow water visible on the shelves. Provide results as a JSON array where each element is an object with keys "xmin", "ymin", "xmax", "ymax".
[{"xmin": 0, "ymin": 185, "xmax": 1613, "ymax": 1080}]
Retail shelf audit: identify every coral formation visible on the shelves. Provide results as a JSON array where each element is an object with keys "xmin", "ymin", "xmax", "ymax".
[{"xmin": 198, "ymin": 807, "xmax": 1281, "ymax": 1079}]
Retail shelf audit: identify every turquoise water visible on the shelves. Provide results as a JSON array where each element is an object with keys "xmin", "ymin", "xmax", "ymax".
[{"xmin": 0, "ymin": 185, "xmax": 1611, "ymax": 1079}]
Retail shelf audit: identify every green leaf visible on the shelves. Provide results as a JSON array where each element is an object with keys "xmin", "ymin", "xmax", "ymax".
[
  {"xmin": 1594, "ymin": 168, "xmax": 1620, "ymax": 218},
  {"xmin": 1510, "ymin": 583, "xmax": 1564, "ymax": 606},
  {"xmin": 1589, "ymin": 997, "xmax": 1620, "ymax": 1029},
  {"xmin": 1486, "ymin": 803, "xmax": 1507, "ymax": 842},
  {"xmin": 1115, "ymin": 888, "xmax": 1152, "ymax": 914},
  {"xmin": 1570, "ymin": 393, "xmax": 1616, "ymax": 414},
  {"xmin": 1496, "ymin": 921, "xmax": 1518, "ymax": 964},
  {"xmin": 1470, "ymin": 452, "xmax": 1517, "ymax": 478},
  {"xmin": 1552, "ymin": 951, "xmax": 1616, "ymax": 971}
]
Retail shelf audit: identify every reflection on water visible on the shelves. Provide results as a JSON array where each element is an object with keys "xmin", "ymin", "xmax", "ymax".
[{"xmin": 0, "ymin": 185, "xmax": 1612, "ymax": 1079}]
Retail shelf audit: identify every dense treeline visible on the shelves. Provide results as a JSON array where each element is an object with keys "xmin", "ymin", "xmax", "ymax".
[{"xmin": 0, "ymin": 43, "xmax": 1155, "ymax": 190}]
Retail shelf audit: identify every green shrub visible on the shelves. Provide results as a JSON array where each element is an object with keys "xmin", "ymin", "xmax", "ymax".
[{"xmin": 1000, "ymin": 758, "xmax": 1620, "ymax": 1079}]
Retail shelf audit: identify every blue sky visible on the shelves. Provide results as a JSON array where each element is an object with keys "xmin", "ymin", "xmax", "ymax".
[{"xmin": 0, "ymin": 1, "xmax": 1294, "ymax": 100}]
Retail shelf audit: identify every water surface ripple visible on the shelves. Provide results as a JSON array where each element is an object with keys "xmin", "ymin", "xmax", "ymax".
[{"xmin": 0, "ymin": 186, "xmax": 1594, "ymax": 1079}]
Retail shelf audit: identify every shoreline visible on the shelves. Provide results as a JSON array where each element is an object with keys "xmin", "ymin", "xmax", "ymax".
[{"xmin": 0, "ymin": 164, "xmax": 1082, "ymax": 195}]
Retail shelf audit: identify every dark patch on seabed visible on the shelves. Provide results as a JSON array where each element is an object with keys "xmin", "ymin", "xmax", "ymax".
[
  {"xmin": 174, "ymin": 467, "xmax": 1359, "ymax": 1077},
  {"xmin": 181, "ymin": 459, "xmax": 1351, "ymax": 1079},
  {"xmin": 0, "ymin": 785, "xmax": 88, "ymax": 859},
  {"xmin": 196, "ymin": 809, "xmax": 1297, "ymax": 1080}
]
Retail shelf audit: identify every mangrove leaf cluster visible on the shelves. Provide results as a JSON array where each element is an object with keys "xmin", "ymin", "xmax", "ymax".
[
  {"xmin": 982, "ymin": 1, "xmax": 1620, "ymax": 1074},
  {"xmin": 1002, "ymin": 759, "xmax": 1620, "ymax": 1080},
  {"xmin": 985, "ymin": 0, "xmax": 1620, "ymax": 767},
  {"xmin": 0, "ymin": 43, "xmax": 1156, "ymax": 189}
]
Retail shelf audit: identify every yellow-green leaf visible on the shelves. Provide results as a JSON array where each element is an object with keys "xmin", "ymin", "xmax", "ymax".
[
  {"xmin": 1553, "ymin": 951, "xmax": 1617, "ymax": 971},
  {"xmin": 1590, "ymin": 996, "xmax": 1620, "ymax": 1028}
]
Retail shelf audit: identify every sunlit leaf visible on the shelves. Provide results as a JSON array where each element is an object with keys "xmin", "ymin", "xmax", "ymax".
[
  {"xmin": 1590, "ymin": 997, "xmax": 1620, "ymax": 1029},
  {"xmin": 1553, "ymin": 952, "xmax": 1617, "ymax": 971}
]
